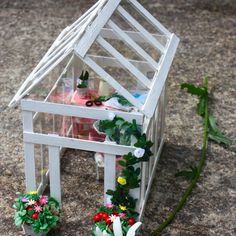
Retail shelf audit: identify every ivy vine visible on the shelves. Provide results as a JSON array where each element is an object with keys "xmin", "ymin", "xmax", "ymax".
[{"xmin": 98, "ymin": 116, "xmax": 153, "ymax": 214}]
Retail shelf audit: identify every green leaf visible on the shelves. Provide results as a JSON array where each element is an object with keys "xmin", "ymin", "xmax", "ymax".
[
  {"xmin": 181, "ymin": 83, "xmax": 207, "ymax": 97},
  {"xmin": 118, "ymin": 160, "xmax": 126, "ymax": 167},
  {"xmin": 197, "ymin": 96, "xmax": 206, "ymax": 116},
  {"xmin": 208, "ymin": 115, "xmax": 232, "ymax": 145},
  {"xmin": 15, "ymin": 216, "xmax": 23, "ymax": 226},
  {"xmin": 208, "ymin": 130, "xmax": 232, "ymax": 145},
  {"xmin": 208, "ymin": 115, "xmax": 218, "ymax": 131},
  {"xmin": 175, "ymin": 167, "xmax": 198, "ymax": 181}
]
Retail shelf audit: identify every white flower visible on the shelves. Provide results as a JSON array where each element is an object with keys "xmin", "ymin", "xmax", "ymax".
[
  {"xmin": 108, "ymin": 112, "xmax": 116, "ymax": 121},
  {"xmin": 133, "ymin": 148, "xmax": 145, "ymax": 158},
  {"xmin": 109, "ymin": 214, "xmax": 117, "ymax": 222},
  {"xmin": 27, "ymin": 199, "xmax": 36, "ymax": 206}
]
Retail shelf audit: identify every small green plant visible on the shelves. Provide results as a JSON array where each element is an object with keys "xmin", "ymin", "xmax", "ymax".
[
  {"xmin": 13, "ymin": 191, "xmax": 60, "ymax": 234},
  {"xmin": 77, "ymin": 70, "xmax": 89, "ymax": 88}
]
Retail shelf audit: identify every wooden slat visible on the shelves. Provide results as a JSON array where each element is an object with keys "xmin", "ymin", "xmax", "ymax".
[
  {"xmin": 128, "ymin": 0, "xmax": 171, "ymax": 38},
  {"xmin": 100, "ymin": 28, "xmax": 167, "ymax": 45},
  {"xmin": 82, "ymin": 55, "xmax": 143, "ymax": 111},
  {"xmin": 104, "ymin": 153, "xmax": 116, "ymax": 204},
  {"xmin": 108, "ymin": 20, "xmax": 159, "ymax": 70},
  {"xmin": 23, "ymin": 111, "xmax": 36, "ymax": 192},
  {"xmin": 48, "ymin": 146, "xmax": 61, "ymax": 203},
  {"xmin": 21, "ymin": 100, "xmax": 144, "ymax": 125},
  {"xmin": 142, "ymin": 34, "xmax": 179, "ymax": 118},
  {"xmin": 117, "ymin": 6, "xmax": 165, "ymax": 53},
  {"xmin": 23, "ymin": 132, "xmax": 136, "ymax": 156},
  {"xmin": 96, "ymin": 36, "xmax": 152, "ymax": 89},
  {"xmin": 76, "ymin": 0, "xmax": 121, "ymax": 57},
  {"xmin": 87, "ymin": 54, "xmax": 152, "ymax": 73}
]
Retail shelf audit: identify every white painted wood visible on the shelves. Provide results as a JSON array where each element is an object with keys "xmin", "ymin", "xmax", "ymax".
[
  {"xmin": 23, "ymin": 111, "xmax": 36, "ymax": 192},
  {"xmin": 117, "ymin": 6, "xmax": 165, "ymax": 54},
  {"xmin": 76, "ymin": 0, "xmax": 121, "ymax": 57},
  {"xmin": 140, "ymin": 162, "xmax": 147, "ymax": 205},
  {"xmin": 82, "ymin": 55, "xmax": 143, "ymax": 111},
  {"xmin": 87, "ymin": 55, "xmax": 152, "ymax": 75},
  {"xmin": 48, "ymin": 145, "xmax": 61, "ymax": 203},
  {"xmin": 160, "ymin": 84, "xmax": 167, "ymax": 139},
  {"xmin": 128, "ymin": 0, "xmax": 171, "ymax": 38},
  {"xmin": 142, "ymin": 34, "xmax": 179, "ymax": 118},
  {"xmin": 139, "ymin": 137, "xmax": 165, "ymax": 220},
  {"xmin": 100, "ymin": 28, "xmax": 166, "ymax": 45},
  {"xmin": 96, "ymin": 36, "xmax": 152, "ymax": 89},
  {"xmin": 23, "ymin": 132, "xmax": 136, "ymax": 156},
  {"xmin": 104, "ymin": 153, "xmax": 116, "ymax": 204},
  {"xmin": 107, "ymin": 20, "xmax": 159, "ymax": 70},
  {"xmin": 21, "ymin": 100, "xmax": 144, "ymax": 125}
]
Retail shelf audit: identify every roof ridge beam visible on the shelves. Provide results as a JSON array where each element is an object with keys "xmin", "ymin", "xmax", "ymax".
[{"xmin": 76, "ymin": 0, "xmax": 121, "ymax": 58}]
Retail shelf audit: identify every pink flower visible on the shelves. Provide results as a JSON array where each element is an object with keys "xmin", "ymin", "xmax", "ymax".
[
  {"xmin": 119, "ymin": 212, "xmax": 126, "ymax": 219},
  {"xmin": 39, "ymin": 196, "xmax": 48, "ymax": 205},
  {"xmin": 34, "ymin": 205, "xmax": 43, "ymax": 213},
  {"xmin": 105, "ymin": 203, "xmax": 114, "ymax": 209}
]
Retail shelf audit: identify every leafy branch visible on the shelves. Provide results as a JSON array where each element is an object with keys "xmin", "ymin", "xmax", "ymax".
[{"xmin": 149, "ymin": 77, "xmax": 232, "ymax": 235}]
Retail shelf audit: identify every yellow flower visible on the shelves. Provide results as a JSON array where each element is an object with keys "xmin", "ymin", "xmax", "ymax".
[
  {"xmin": 119, "ymin": 205, "xmax": 127, "ymax": 211},
  {"xmin": 28, "ymin": 191, "xmax": 37, "ymax": 195},
  {"xmin": 117, "ymin": 176, "xmax": 127, "ymax": 185}
]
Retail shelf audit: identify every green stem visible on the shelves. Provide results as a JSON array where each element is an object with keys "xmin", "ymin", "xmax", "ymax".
[{"xmin": 149, "ymin": 78, "xmax": 209, "ymax": 236}]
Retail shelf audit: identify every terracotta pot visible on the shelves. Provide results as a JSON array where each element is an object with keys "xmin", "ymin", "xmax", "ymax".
[{"xmin": 22, "ymin": 224, "xmax": 46, "ymax": 236}]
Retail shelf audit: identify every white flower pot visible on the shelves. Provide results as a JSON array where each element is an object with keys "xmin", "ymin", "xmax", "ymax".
[{"xmin": 22, "ymin": 224, "xmax": 46, "ymax": 236}]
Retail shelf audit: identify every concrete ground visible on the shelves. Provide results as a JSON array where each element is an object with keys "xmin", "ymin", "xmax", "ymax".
[{"xmin": 0, "ymin": 0, "xmax": 235, "ymax": 235}]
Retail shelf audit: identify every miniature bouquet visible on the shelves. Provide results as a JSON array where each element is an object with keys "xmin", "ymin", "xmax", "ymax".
[
  {"xmin": 13, "ymin": 191, "xmax": 60, "ymax": 236},
  {"xmin": 92, "ymin": 204, "xmax": 141, "ymax": 236}
]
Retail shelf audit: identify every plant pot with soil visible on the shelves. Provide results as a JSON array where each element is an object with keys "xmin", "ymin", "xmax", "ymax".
[{"xmin": 13, "ymin": 191, "xmax": 60, "ymax": 236}]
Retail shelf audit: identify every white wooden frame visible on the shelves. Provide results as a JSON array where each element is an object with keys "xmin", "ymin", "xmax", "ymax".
[{"xmin": 11, "ymin": 0, "xmax": 179, "ymax": 218}]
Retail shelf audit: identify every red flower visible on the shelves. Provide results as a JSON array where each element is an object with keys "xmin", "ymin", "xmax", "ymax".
[
  {"xmin": 105, "ymin": 218, "xmax": 112, "ymax": 225},
  {"xmin": 32, "ymin": 213, "xmax": 38, "ymax": 220},
  {"xmin": 26, "ymin": 206, "xmax": 32, "ymax": 212},
  {"xmin": 102, "ymin": 213, "xmax": 109, "ymax": 220},
  {"xmin": 93, "ymin": 214, "xmax": 101, "ymax": 222},
  {"xmin": 128, "ymin": 218, "xmax": 135, "ymax": 226}
]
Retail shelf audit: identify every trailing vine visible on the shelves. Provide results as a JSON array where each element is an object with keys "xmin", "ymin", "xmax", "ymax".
[
  {"xmin": 92, "ymin": 116, "xmax": 153, "ymax": 234},
  {"xmin": 98, "ymin": 117, "xmax": 153, "ymax": 211},
  {"xmin": 149, "ymin": 77, "xmax": 232, "ymax": 235}
]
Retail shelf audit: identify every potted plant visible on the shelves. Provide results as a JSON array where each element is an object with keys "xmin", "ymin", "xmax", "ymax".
[
  {"xmin": 13, "ymin": 191, "xmax": 60, "ymax": 236},
  {"xmin": 77, "ymin": 70, "xmax": 89, "ymax": 98},
  {"xmin": 92, "ymin": 204, "xmax": 141, "ymax": 236}
]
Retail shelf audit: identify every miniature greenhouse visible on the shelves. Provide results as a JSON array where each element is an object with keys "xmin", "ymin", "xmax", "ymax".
[{"xmin": 9, "ymin": 0, "xmax": 179, "ymax": 219}]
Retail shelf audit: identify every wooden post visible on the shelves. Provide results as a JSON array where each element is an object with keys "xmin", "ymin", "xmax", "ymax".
[
  {"xmin": 23, "ymin": 110, "xmax": 36, "ymax": 192},
  {"xmin": 48, "ymin": 145, "xmax": 61, "ymax": 203},
  {"xmin": 104, "ymin": 153, "xmax": 116, "ymax": 205}
]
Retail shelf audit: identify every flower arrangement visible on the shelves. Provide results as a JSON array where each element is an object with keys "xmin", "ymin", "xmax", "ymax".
[
  {"xmin": 93, "ymin": 116, "xmax": 153, "ymax": 235},
  {"xmin": 92, "ymin": 204, "xmax": 141, "ymax": 236},
  {"xmin": 13, "ymin": 191, "xmax": 60, "ymax": 235}
]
